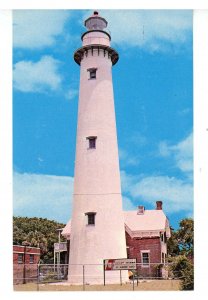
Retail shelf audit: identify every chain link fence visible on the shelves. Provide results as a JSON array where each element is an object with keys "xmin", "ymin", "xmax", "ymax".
[{"xmin": 13, "ymin": 263, "xmax": 185, "ymax": 291}]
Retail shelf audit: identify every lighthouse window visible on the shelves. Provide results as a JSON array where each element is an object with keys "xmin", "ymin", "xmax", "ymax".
[
  {"xmin": 85, "ymin": 212, "xmax": 96, "ymax": 225},
  {"xmin": 88, "ymin": 214, "xmax": 95, "ymax": 225},
  {"xmin": 87, "ymin": 68, "xmax": 97, "ymax": 79},
  {"xmin": 87, "ymin": 136, "xmax": 97, "ymax": 149}
]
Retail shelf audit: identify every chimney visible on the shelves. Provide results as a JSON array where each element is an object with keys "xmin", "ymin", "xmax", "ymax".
[
  {"xmin": 156, "ymin": 201, "xmax": 163, "ymax": 210},
  {"xmin": 137, "ymin": 205, "xmax": 145, "ymax": 215}
]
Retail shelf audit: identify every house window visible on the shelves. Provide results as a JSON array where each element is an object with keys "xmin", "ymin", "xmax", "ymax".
[
  {"xmin": 30, "ymin": 254, "xmax": 34, "ymax": 264},
  {"xmin": 141, "ymin": 252, "xmax": 150, "ymax": 267},
  {"xmin": 164, "ymin": 232, "xmax": 167, "ymax": 243},
  {"xmin": 88, "ymin": 68, "xmax": 97, "ymax": 79},
  {"xmin": 18, "ymin": 253, "xmax": 23, "ymax": 264},
  {"xmin": 85, "ymin": 212, "xmax": 96, "ymax": 225},
  {"xmin": 87, "ymin": 136, "xmax": 97, "ymax": 149},
  {"xmin": 161, "ymin": 232, "xmax": 167, "ymax": 243}
]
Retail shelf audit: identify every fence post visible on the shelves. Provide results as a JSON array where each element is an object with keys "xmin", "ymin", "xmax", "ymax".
[
  {"xmin": 37, "ymin": 264, "xmax": 39, "ymax": 291},
  {"xmin": 120, "ymin": 270, "xmax": 122, "ymax": 286},
  {"xmin": 103, "ymin": 261, "xmax": 106, "ymax": 286},
  {"xmin": 137, "ymin": 264, "xmax": 139, "ymax": 286},
  {"xmin": 23, "ymin": 245, "xmax": 26, "ymax": 284},
  {"xmin": 54, "ymin": 248, "xmax": 56, "ymax": 273},
  {"xmin": 83, "ymin": 265, "xmax": 85, "ymax": 291},
  {"xmin": 133, "ymin": 273, "xmax": 135, "ymax": 291}
]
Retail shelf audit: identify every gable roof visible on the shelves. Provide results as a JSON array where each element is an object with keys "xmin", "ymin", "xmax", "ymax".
[
  {"xmin": 124, "ymin": 210, "xmax": 167, "ymax": 231},
  {"xmin": 62, "ymin": 209, "xmax": 171, "ymax": 240},
  {"xmin": 62, "ymin": 219, "xmax": 71, "ymax": 239},
  {"xmin": 124, "ymin": 209, "xmax": 171, "ymax": 238}
]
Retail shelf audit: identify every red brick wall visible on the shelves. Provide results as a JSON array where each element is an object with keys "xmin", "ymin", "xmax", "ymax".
[
  {"xmin": 126, "ymin": 232, "xmax": 161, "ymax": 263},
  {"xmin": 13, "ymin": 245, "xmax": 41, "ymax": 284},
  {"xmin": 13, "ymin": 245, "xmax": 40, "ymax": 264},
  {"xmin": 13, "ymin": 245, "xmax": 40, "ymax": 254},
  {"xmin": 126, "ymin": 232, "xmax": 162, "ymax": 278}
]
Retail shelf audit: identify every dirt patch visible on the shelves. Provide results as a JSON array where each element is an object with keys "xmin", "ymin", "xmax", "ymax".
[{"xmin": 14, "ymin": 280, "xmax": 181, "ymax": 291}]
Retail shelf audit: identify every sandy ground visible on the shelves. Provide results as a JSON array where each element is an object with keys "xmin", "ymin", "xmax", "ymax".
[{"xmin": 14, "ymin": 279, "xmax": 181, "ymax": 291}]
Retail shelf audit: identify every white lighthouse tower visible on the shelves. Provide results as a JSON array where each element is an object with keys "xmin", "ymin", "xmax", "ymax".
[{"xmin": 68, "ymin": 11, "xmax": 128, "ymax": 284}]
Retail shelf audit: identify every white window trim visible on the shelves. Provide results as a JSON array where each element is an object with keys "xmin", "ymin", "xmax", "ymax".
[
  {"xmin": 140, "ymin": 250, "xmax": 150, "ymax": 268},
  {"xmin": 161, "ymin": 252, "xmax": 166, "ymax": 264}
]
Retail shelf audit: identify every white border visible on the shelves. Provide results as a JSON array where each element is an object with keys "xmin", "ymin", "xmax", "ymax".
[
  {"xmin": 0, "ymin": 2, "xmax": 208, "ymax": 299},
  {"xmin": 0, "ymin": 0, "xmax": 208, "ymax": 9},
  {"xmin": 0, "ymin": 9, "xmax": 13, "ymax": 296},
  {"xmin": 193, "ymin": 10, "xmax": 208, "ymax": 294}
]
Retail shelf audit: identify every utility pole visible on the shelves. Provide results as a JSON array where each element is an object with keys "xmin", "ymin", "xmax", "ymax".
[{"xmin": 56, "ymin": 228, "xmax": 62, "ymax": 279}]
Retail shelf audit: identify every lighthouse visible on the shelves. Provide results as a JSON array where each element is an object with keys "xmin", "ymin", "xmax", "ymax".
[{"xmin": 67, "ymin": 11, "xmax": 128, "ymax": 284}]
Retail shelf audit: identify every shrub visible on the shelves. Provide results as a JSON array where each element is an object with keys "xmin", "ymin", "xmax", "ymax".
[{"xmin": 169, "ymin": 255, "xmax": 194, "ymax": 290}]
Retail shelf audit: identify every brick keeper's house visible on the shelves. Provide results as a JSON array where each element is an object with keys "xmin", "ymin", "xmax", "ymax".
[{"xmin": 62, "ymin": 200, "xmax": 171, "ymax": 278}]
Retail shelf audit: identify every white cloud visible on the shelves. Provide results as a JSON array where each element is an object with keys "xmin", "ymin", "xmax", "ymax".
[
  {"xmin": 13, "ymin": 10, "xmax": 70, "ymax": 49},
  {"xmin": 122, "ymin": 195, "xmax": 135, "ymax": 211},
  {"xmin": 119, "ymin": 148, "xmax": 140, "ymax": 167},
  {"xmin": 130, "ymin": 175, "xmax": 193, "ymax": 214},
  {"xmin": 129, "ymin": 132, "xmax": 147, "ymax": 147},
  {"xmin": 118, "ymin": 133, "xmax": 147, "ymax": 167},
  {"xmin": 13, "ymin": 172, "xmax": 74, "ymax": 223},
  {"xmin": 91, "ymin": 10, "xmax": 192, "ymax": 52},
  {"xmin": 158, "ymin": 141, "xmax": 171, "ymax": 157},
  {"xmin": 120, "ymin": 170, "xmax": 138, "ymax": 194},
  {"xmin": 173, "ymin": 133, "xmax": 193, "ymax": 173},
  {"xmin": 13, "ymin": 55, "xmax": 62, "ymax": 93},
  {"xmin": 120, "ymin": 169, "xmax": 193, "ymax": 214},
  {"xmin": 65, "ymin": 88, "xmax": 78, "ymax": 101},
  {"xmin": 159, "ymin": 132, "xmax": 193, "ymax": 174}
]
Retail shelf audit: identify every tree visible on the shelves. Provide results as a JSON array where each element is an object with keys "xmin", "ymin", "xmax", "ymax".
[
  {"xmin": 169, "ymin": 255, "xmax": 194, "ymax": 290},
  {"xmin": 13, "ymin": 217, "xmax": 66, "ymax": 263},
  {"xmin": 167, "ymin": 230, "xmax": 180, "ymax": 257},
  {"xmin": 177, "ymin": 218, "xmax": 193, "ymax": 257},
  {"xmin": 167, "ymin": 218, "xmax": 194, "ymax": 290},
  {"xmin": 167, "ymin": 218, "xmax": 194, "ymax": 258}
]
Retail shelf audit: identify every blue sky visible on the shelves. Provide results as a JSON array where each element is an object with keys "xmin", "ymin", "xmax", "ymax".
[{"xmin": 13, "ymin": 9, "xmax": 193, "ymax": 229}]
